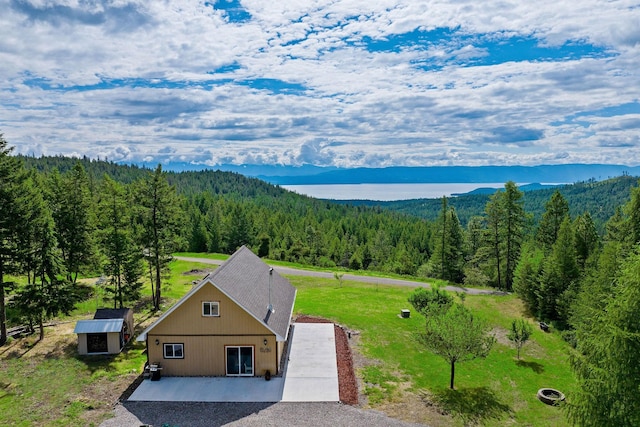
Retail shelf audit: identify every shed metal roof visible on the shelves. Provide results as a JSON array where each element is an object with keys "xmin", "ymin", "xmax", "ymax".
[{"xmin": 74, "ymin": 319, "xmax": 124, "ymax": 334}]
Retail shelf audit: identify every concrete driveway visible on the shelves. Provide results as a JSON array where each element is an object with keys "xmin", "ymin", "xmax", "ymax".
[{"xmin": 128, "ymin": 323, "xmax": 339, "ymax": 403}]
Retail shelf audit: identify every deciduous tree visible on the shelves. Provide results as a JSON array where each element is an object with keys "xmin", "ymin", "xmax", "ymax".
[
  {"xmin": 419, "ymin": 302, "xmax": 495, "ymax": 389},
  {"xmin": 408, "ymin": 287, "xmax": 454, "ymax": 317},
  {"xmin": 507, "ymin": 318, "xmax": 533, "ymax": 359}
]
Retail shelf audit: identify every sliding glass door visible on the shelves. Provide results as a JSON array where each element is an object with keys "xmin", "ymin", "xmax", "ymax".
[{"xmin": 226, "ymin": 346, "xmax": 254, "ymax": 376}]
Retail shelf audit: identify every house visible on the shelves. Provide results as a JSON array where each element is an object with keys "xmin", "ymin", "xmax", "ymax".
[
  {"xmin": 137, "ymin": 246, "xmax": 297, "ymax": 377},
  {"xmin": 74, "ymin": 307, "xmax": 134, "ymax": 355}
]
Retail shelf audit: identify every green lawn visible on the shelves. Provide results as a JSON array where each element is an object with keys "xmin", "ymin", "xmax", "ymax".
[
  {"xmin": 0, "ymin": 338, "xmax": 147, "ymax": 427},
  {"xmin": 1, "ymin": 258, "xmax": 575, "ymax": 426},
  {"xmin": 0, "ymin": 259, "xmax": 209, "ymax": 427},
  {"xmin": 290, "ymin": 276, "xmax": 574, "ymax": 426}
]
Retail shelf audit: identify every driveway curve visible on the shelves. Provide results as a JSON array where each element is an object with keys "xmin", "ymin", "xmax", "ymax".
[{"xmin": 174, "ymin": 256, "xmax": 507, "ymax": 296}]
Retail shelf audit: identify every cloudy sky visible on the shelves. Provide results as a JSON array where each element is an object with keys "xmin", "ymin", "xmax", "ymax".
[{"xmin": 2, "ymin": 0, "xmax": 640, "ymax": 168}]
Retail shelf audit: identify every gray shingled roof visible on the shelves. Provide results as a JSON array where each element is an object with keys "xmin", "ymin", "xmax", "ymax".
[
  {"xmin": 207, "ymin": 246, "xmax": 296, "ymax": 341},
  {"xmin": 94, "ymin": 308, "xmax": 131, "ymax": 320},
  {"xmin": 137, "ymin": 246, "xmax": 296, "ymax": 342}
]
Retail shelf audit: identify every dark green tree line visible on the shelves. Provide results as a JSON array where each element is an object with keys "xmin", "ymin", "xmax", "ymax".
[{"xmin": 0, "ymin": 135, "xmax": 30, "ymax": 345}]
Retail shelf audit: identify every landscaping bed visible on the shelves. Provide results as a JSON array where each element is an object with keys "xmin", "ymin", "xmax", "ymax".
[{"xmin": 295, "ymin": 315, "xmax": 359, "ymax": 405}]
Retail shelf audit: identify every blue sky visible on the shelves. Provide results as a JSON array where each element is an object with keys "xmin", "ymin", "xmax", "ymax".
[{"xmin": 1, "ymin": 0, "xmax": 640, "ymax": 168}]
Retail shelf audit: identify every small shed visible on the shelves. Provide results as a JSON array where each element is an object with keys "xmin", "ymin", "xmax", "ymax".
[{"xmin": 74, "ymin": 308, "xmax": 133, "ymax": 355}]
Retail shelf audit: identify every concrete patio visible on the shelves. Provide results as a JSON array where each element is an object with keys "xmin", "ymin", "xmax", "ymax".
[{"xmin": 128, "ymin": 323, "xmax": 339, "ymax": 402}]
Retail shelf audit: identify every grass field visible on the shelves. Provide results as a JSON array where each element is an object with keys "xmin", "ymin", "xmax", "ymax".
[
  {"xmin": 0, "ymin": 258, "xmax": 575, "ymax": 426},
  {"xmin": 290, "ymin": 276, "xmax": 575, "ymax": 426}
]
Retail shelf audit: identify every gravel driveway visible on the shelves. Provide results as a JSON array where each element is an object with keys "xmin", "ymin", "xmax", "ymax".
[
  {"xmin": 102, "ymin": 401, "xmax": 424, "ymax": 427},
  {"xmin": 175, "ymin": 256, "xmax": 507, "ymax": 296}
]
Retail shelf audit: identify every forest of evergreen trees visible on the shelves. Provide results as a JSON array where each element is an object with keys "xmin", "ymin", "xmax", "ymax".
[{"xmin": 4, "ymin": 135, "xmax": 640, "ymax": 423}]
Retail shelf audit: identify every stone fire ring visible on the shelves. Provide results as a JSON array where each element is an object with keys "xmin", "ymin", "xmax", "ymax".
[{"xmin": 537, "ymin": 388, "xmax": 565, "ymax": 405}]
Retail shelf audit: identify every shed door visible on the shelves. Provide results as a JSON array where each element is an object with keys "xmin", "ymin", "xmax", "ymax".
[
  {"xmin": 226, "ymin": 346, "xmax": 254, "ymax": 376},
  {"xmin": 87, "ymin": 333, "xmax": 108, "ymax": 353}
]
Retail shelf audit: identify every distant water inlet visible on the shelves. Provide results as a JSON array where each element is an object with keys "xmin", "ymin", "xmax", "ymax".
[{"xmin": 281, "ymin": 183, "xmax": 515, "ymax": 201}]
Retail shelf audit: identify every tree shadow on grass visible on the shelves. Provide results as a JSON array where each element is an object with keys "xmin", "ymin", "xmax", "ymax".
[
  {"xmin": 433, "ymin": 386, "xmax": 513, "ymax": 426},
  {"xmin": 516, "ymin": 359, "xmax": 545, "ymax": 374}
]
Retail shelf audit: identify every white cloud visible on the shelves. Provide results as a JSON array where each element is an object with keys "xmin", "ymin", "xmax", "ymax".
[{"xmin": 1, "ymin": 0, "xmax": 640, "ymax": 167}]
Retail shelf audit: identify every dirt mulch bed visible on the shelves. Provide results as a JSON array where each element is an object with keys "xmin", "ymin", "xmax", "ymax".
[{"xmin": 294, "ymin": 315, "xmax": 359, "ymax": 405}]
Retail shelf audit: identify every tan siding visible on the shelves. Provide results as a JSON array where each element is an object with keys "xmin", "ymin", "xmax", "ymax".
[
  {"xmin": 277, "ymin": 340, "xmax": 285, "ymax": 373},
  {"xmin": 77, "ymin": 334, "xmax": 88, "ymax": 355},
  {"xmin": 146, "ymin": 283, "xmax": 284, "ymax": 376},
  {"xmin": 77, "ymin": 333, "xmax": 121, "ymax": 355},
  {"xmin": 107, "ymin": 332, "xmax": 121, "ymax": 354},
  {"xmin": 152, "ymin": 283, "xmax": 272, "ymax": 337},
  {"xmin": 147, "ymin": 335, "xmax": 279, "ymax": 376}
]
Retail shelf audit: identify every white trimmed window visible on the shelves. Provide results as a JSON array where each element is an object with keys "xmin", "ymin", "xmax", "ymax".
[
  {"xmin": 163, "ymin": 343, "xmax": 184, "ymax": 359},
  {"xmin": 202, "ymin": 301, "xmax": 220, "ymax": 317}
]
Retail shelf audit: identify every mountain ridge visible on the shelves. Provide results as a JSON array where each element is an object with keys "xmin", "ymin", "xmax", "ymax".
[
  {"xmin": 257, "ymin": 164, "xmax": 640, "ymax": 185},
  {"xmin": 125, "ymin": 162, "xmax": 640, "ymax": 185}
]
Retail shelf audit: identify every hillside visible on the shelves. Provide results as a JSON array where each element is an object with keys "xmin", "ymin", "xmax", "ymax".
[
  {"xmin": 18, "ymin": 154, "xmax": 432, "ymax": 275},
  {"xmin": 20, "ymin": 155, "xmax": 638, "ymax": 233},
  {"xmin": 19, "ymin": 154, "xmax": 289, "ymax": 200},
  {"xmin": 337, "ymin": 175, "xmax": 640, "ymax": 231},
  {"xmin": 258, "ymin": 164, "xmax": 640, "ymax": 185}
]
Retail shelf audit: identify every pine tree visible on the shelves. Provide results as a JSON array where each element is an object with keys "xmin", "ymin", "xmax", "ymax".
[
  {"xmin": 513, "ymin": 243, "xmax": 544, "ymax": 316},
  {"xmin": 97, "ymin": 176, "xmax": 143, "ymax": 309},
  {"xmin": 135, "ymin": 165, "xmax": 184, "ymax": 311},
  {"xmin": 538, "ymin": 217, "xmax": 579, "ymax": 323},
  {"xmin": 0, "ymin": 135, "xmax": 30, "ymax": 345},
  {"xmin": 567, "ymin": 250, "xmax": 640, "ymax": 426},
  {"xmin": 502, "ymin": 182, "xmax": 526, "ymax": 291},
  {"xmin": 13, "ymin": 173, "xmax": 76, "ymax": 340},
  {"xmin": 47, "ymin": 163, "xmax": 96, "ymax": 283},
  {"xmin": 536, "ymin": 190, "xmax": 570, "ymax": 250},
  {"xmin": 574, "ymin": 212, "xmax": 599, "ymax": 269},
  {"xmin": 623, "ymin": 183, "xmax": 640, "ymax": 246},
  {"xmin": 429, "ymin": 198, "xmax": 465, "ymax": 282},
  {"xmin": 226, "ymin": 203, "xmax": 253, "ymax": 252},
  {"xmin": 483, "ymin": 190, "xmax": 505, "ymax": 289}
]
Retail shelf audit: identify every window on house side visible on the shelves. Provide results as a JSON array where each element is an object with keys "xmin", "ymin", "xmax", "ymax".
[
  {"xmin": 203, "ymin": 301, "xmax": 220, "ymax": 317},
  {"xmin": 164, "ymin": 343, "xmax": 184, "ymax": 359}
]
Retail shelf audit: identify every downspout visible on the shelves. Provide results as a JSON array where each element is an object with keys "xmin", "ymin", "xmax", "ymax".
[
  {"xmin": 145, "ymin": 336, "xmax": 150, "ymax": 371},
  {"xmin": 274, "ymin": 335, "xmax": 278, "ymax": 375}
]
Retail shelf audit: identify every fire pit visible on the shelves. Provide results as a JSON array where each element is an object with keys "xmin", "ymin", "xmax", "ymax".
[{"xmin": 537, "ymin": 388, "xmax": 565, "ymax": 405}]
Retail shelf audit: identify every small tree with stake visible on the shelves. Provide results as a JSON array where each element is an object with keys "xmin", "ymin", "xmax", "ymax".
[{"xmin": 507, "ymin": 318, "xmax": 533, "ymax": 360}]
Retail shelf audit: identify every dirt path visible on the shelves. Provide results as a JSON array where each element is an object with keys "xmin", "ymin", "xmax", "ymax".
[{"xmin": 174, "ymin": 256, "xmax": 507, "ymax": 296}]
